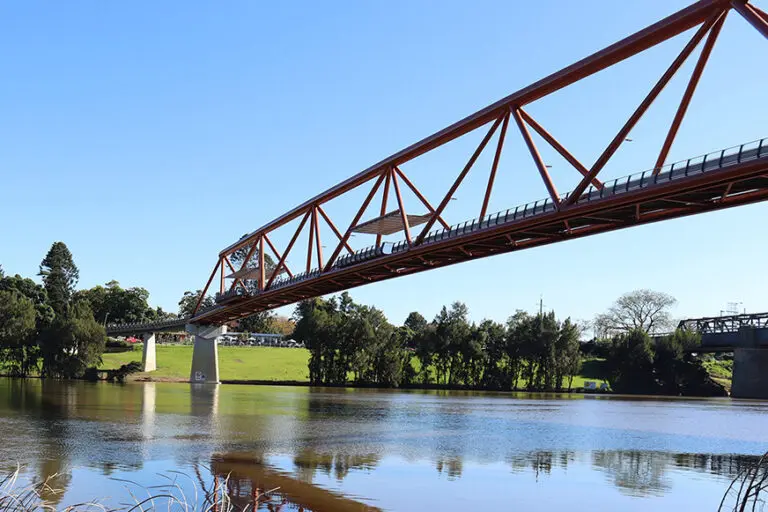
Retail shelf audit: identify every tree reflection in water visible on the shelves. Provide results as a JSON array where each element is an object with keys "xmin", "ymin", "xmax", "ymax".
[
  {"xmin": 292, "ymin": 449, "xmax": 379, "ymax": 483},
  {"xmin": 435, "ymin": 457, "xmax": 463, "ymax": 480},
  {"xmin": 592, "ymin": 451, "xmax": 670, "ymax": 496},
  {"xmin": 504, "ymin": 449, "xmax": 761, "ymax": 497}
]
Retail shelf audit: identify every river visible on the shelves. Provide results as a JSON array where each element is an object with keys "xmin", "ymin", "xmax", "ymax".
[{"xmin": 0, "ymin": 378, "xmax": 767, "ymax": 511}]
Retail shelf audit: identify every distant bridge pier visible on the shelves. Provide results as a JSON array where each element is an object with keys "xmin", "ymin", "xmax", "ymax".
[
  {"xmin": 682, "ymin": 313, "xmax": 768, "ymax": 400},
  {"xmin": 732, "ymin": 327, "xmax": 768, "ymax": 399},
  {"xmin": 141, "ymin": 333, "xmax": 157, "ymax": 372},
  {"xmin": 187, "ymin": 324, "xmax": 226, "ymax": 384}
]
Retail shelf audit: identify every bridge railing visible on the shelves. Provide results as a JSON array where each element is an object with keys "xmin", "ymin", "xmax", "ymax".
[
  {"xmin": 572, "ymin": 138, "xmax": 765, "ymax": 204},
  {"xmin": 106, "ymin": 316, "xmax": 190, "ymax": 334},
  {"xmin": 411, "ymin": 138, "xmax": 766, "ymax": 248}
]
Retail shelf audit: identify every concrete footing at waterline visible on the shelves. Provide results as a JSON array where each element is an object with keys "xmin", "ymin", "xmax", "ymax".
[
  {"xmin": 732, "ymin": 348, "xmax": 768, "ymax": 399},
  {"xmin": 141, "ymin": 333, "xmax": 157, "ymax": 372},
  {"xmin": 187, "ymin": 324, "xmax": 226, "ymax": 384},
  {"xmin": 729, "ymin": 327, "xmax": 768, "ymax": 399}
]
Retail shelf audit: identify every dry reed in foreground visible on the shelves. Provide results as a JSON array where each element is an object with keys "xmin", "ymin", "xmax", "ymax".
[{"xmin": 0, "ymin": 465, "xmax": 279, "ymax": 512}]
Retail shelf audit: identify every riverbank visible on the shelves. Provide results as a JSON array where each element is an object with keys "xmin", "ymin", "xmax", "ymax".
[{"xmin": 101, "ymin": 345, "xmax": 613, "ymax": 390}]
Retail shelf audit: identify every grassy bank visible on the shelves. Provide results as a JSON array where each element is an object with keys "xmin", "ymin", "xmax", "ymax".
[
  {"xmin": 101, "ymin": 345, "xmax": 610, "ymax": 388},
  {"xmin": 101, "ymin": 345, "xmax": 310, "ymax": 381},
  {"xmin": 702, "ymin": 357, "xmax": 733, "ymax": 391}
]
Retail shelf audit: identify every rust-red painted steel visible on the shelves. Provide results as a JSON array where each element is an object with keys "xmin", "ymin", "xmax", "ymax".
[
  {"xmin": 259, "ymin": 236, "xmax": 265, "ymax": 290},
  {"xmin": 193, "ymin": 259, "xmax": 221, "ymax": 316},
  {"xmin": 263, "ymin": 233, "xmax": 294, "ymax": 278},
  {"xmin": 218, "ymin": 0, "xmax": 725, "ymax": 258},
  {"xmin": 415, "ymin": 115, "xmax": 504, "ymax": 245},
  {"xmin": 316, "ymin": 205, "xmax": 354, "ymax": 255},
  {"xmin": 265, "ymin": 210, "xmax": 310, "ymax": 290},
  {"xmin": 480, "ymin": 113, "xmax": 510, "ymax": 220},
  {"xmin": 732, "ymin": 1, "xmax": 768, "ymax": 38},
  {"xmin": 306, "ymin": 208, "xmax": 315, "ymax": 274},
  {"xmin": 376, "ymin": 170, "xmax": 392, "ymax": 247},
  {"xmin": 195, "ymin": 156, "xmax": 768, "ymax": 324},
  {"xmin": 753, "ymin": 3, "xmax": 768, "ymax": 22},
  {"xmin": 569, "ymin": 13, "xmax": 719, "ymax": 200},
  {"xmin": 517, "ymin": 108, "xmax": 603, "ymax": 189},
  {"xmin": 391, "ymin": 169, "xmax": 412, "ymax": 244},
  {"xmin": 323, "ymin": 172, "xmax": 386, "ymax": 272},
  {"xmin": 313, "ymin": 207, "xmax": 324, "ymax": 269},
  {"xmin": 394, "ymin": 167, "xmax": 451, "ymax": 230},
  {"xmin": 655, "ymin": 11, "xmax": 727, "ymax": 170},
  {"xmin": 224, "ymin": 256, "xmax": 247, "ymax": 291},
  {"xmin": 751, "ymin": 2, "xmax": 768, "ymax": 19},
  {"xmin": 512, "ymin": 108, "xmax": 561, "ymax": 208}
]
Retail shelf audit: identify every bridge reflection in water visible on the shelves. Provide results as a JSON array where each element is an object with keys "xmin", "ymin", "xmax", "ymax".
[{"xmin": 212, "ymin": 454, "xmax": 380, "ymax": 512}]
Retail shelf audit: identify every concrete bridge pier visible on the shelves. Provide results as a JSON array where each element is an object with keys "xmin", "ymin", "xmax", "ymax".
[
  {"xmin": 732, "ymin": 327, "xmax": 768, "ymax": 399},
  {"xmin": 187, "ymin": 324, "xmax": 226, "ymax": 384},
  {"xmin": 141, "ymin": 333, "xmax": 157, "ymax": 372}
]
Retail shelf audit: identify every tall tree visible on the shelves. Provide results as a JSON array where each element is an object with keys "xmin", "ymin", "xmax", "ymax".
[
  {"xmin": 594, "ymin": 289, "xmax": 677, "ymax": 337},
  {"xmin": 479, "ymin": 319, "xmax": 508, "ymax": 389},
  {"xmin": 271, "ymin": 316, "xmax": 296, "ymax": 336},
  {"xmin": 40, "ymin": 300, "xmax": 106, "ymax": 378},
  {"xmin": 75, "ymin": 280, "xmax": 157, "ymax": 324},
  {"xmin": 0, "ymin": 274, "xmax": 55, "ymax": 328},
  {"xmin": 39, "ymin": 242, "xmax": 79, "ymax": 316},
  {"xmin": 413, "ymin": 323, "xmax": 436, "ymax": 384},
  {"xmin": 238, "ymin": 311, "xmax": 276, "ymax": 333},
  {"xmin": 0, "ymin": 290, "xmax": 37, "ymax": 376},
  {"xmin": 605, "ymin": 329, "xmax": 657, "ymax": 394},
  {"xmin": 555, "ymin": 318, "xmax": 581, "ymax": 391},
  {"xmin": 178, "ymin": 290, "xmax": 215, "ymax": 317},
  {"xmin": 404, "ymin": 312, "xmax": 427, "ymax": 335}
]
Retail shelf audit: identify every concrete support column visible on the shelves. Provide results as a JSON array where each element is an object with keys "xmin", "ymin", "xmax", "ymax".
[
  {"xmin": 732, "ymin": 351, "xmax": 768, "ymax": 400},
  {"xmin": 187, "ymin": 324, "xmax": 226, "ymax": 384},
  {"xmin": 141, "ymin": 332, "xmax": 157, "ymax": 372}
]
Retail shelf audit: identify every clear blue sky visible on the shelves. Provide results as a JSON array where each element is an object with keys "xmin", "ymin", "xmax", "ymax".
[{"xmin": 2, "ymin": 0, "xmax": 767, "ymax": 327}]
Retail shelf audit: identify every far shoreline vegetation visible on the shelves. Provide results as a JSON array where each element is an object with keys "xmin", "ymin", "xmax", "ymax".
[{"xmin": 1, "ymin": 241, "xmax": 731, "ymax": 396}]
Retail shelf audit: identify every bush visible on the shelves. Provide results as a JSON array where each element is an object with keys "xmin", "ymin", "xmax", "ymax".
[{"xmin": 107, "ymin": 361, "xmax": 143, "ymax": 383}]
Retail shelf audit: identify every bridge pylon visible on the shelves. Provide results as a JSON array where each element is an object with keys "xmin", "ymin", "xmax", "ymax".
[
  {"xmin": 187, "ymin": 324, "xmax": 226, "ymax": 384},
  {"xmin": 141, "ymin": 333, "xmax": 157, "ymax": 372}
]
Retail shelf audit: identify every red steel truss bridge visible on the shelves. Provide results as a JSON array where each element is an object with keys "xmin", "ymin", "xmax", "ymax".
[{"xmin": 189, "ymin": 0, "xmax": 768, "ymax": 325}]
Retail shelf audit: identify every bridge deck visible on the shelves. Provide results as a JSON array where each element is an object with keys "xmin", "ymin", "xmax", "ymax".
[
  {"xmin": 193, "ymin": 139, "xmax": 768, "ymax": 324},
  {"xmin": 106, "ymin": 317, "xmax": 189, "ymax": 336}
]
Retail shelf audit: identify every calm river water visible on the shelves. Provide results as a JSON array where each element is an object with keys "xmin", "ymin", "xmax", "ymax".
[{"xmin": 1, "ymin": 378, "xmax": 767, "ymax": 511}]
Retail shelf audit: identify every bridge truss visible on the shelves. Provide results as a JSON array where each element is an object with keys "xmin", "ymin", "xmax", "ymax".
[
  {"xmin": 191, "ymin": 0, "xmax": 768, "ymax": 325},
  {"xmin": 679, "ymin": 312, "xmax": 768, "ymax": 334}
]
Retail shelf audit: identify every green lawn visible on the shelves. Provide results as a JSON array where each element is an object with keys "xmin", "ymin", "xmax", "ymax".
[
  {"xmin": 702, "ymin": 357, "xmax": 733, "ymax": 391},
  {"xmin": 101, "ymin": 345, "xmax": 310, "ymax": 381},
  {"xmin": 101, "ymin": 346, "xmax": 611, "ymax": 388}
]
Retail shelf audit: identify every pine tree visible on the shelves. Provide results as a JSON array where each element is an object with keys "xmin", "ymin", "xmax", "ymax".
[{"xmin": 39, "ymin": 242, "xmax": 79, "ymax": 316}]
